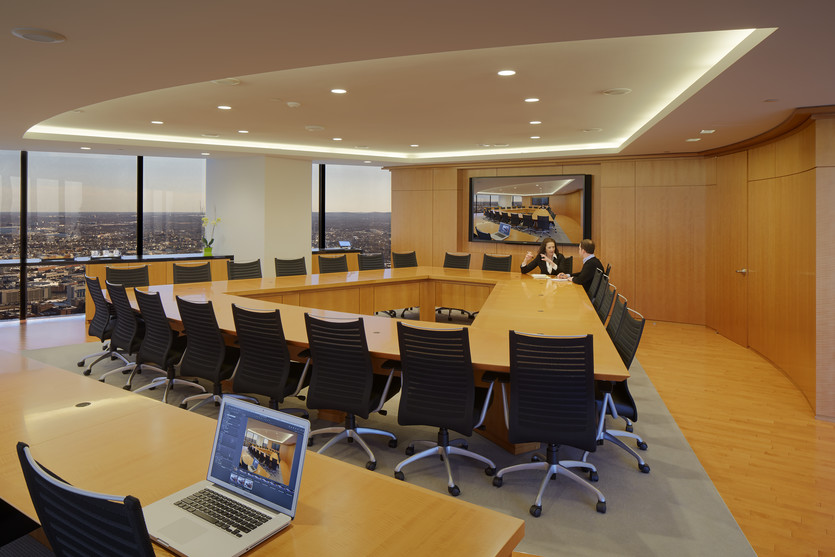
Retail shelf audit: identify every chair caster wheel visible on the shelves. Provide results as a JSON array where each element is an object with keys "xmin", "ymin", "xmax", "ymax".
[
  {"xmin": 626, "ymin": 425, "xmax": 634, "ymax": 433},
  {"xmin": 366, "ymin": 461, "xmax": 377, "ymax": 471},
  {"xmin": 637, "ymin": 441, "xmax": 648, "ymax": 450},
  {"xmin": 388, "ymin": 439, "xmax": 398, "ymax": 449},
  {"xmin": 639, "ymin": 463, "xmax": 651, "ymax": 473},
  {"xmin": 83, "ymin": 369, "xmax": 92, "ymax": 376},
  {"xmin": 529, "ymin": 505, "xmax": 542, "ymax": 517},
  {"xmin": 394, "ymin": 471, "xmax": 405, "ymax": 481},
  {"xmin": 404, "ymin": 446, "xmax": 415, "ymax": 456},
  {"xmin": 492, "ymin": 477, "xmax": 503, "ymax": 487},
  {"xmin": 550, "ymin": 473, "xmax": 557, "ymax": 480},
  {"xmin": 149, "ymin": 386, "xmax": 156, "ymax": 390},
  {"xmin": 123, "ymin": 385, "xmax": 131, "ymax": 391},
  {"xmin": 459, "ymin": 442, "xmax": 469, "ymax": 451},
  {"xmin": 179, "ymin": 403, "xmax": 187, "ymax": 409},
  {"xmin": 448, "ymin": 485, "xmax": 460, "ymax": 497},
  {"xmin": 596, "ymin": 501, "xmax": 607, "ymax": 513},
  {"xmin": 589, "ymin": 471, "xmax": 599, "ymax": 482},
  {"xmin": 347, "ymin": 437, "xmax": 354, "ymax": 443},
  {"xmin": 98, "ymin": 378, "xmax": 105, "ymax": 383},
  {"xmin": 597, "ymin": 439, "xmax": 604, "ymax": 445},
  {"xmin": 531, "ymin": 455, "xmax": 541, "ymax": 462},
  {"xmin": 485, "ymin": 466, "xmax": 496, "ymax": 476},
  {"xmin": 307, "ymin": 438, "xmax": 315, "ymax": 447},
  {"xmin": 77, "ymin": 361, "xmax": 84, "ymax": 367}
]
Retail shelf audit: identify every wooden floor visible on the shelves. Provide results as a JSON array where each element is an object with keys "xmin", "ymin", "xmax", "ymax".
[{"xmin": 3, "ymin": 315, "xmax": 834, "ymax": 556}]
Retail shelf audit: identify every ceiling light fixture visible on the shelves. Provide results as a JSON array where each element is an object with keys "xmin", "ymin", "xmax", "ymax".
[
  {"xmin": 305, "ymin": 125, "xmax": 324, "ymax": 132},
  {"xmin": 497, "ymin": 70, "xmax": 516, "ymax": 76},
  {"xmin": 363, "ymin": 160, "xmax": 372, "ymax": 164},
  {"xmin": 11, "ymin": 28, "xmax": 66, "ymax": 43},
  {"xmin": 582, "ymin": 128, "xmax": 602, "ymax": 133},
  {"xmin": 333, "ymin": 137, "xmax": 343, "ymax": 141},
  {"xmin": 530, "ymin": 136, "xmax": 541, "ymax": 140},
  {"xmin": 210, "ymin": 78, "xmax": 240, "ymax": 86},
  {"xmin": 529, "ymin": 121, "xmax": 542, "ymax": 125},
  {"xmin": 201, "ymin": 152, "xmax": 210, "ymax": 156},
  {"xmin": 524, "ymin": 98, "xmax": 540, "ymax": 103},
  {"xmin": 151, "ymin": 121, "xmax": 163, "ymax": 125},
  {"xmin": 201, "ymin": 133, "xmax": 219, "ymax": 138},
  {"xmin": 238, "ymin": 130, "xmax": 249, "ymax": 134},
  {"xmin": 330, "ymin": 88, "xmax": 347, "ymax": 94},
  {"xmin": 286, "ymin": 101, "xmax": 301, "ymax": 108},
  {"xmin": 410, "ymin": 144, "xmax": 419, "ymax": 147},
  {"xmin": 602, "ymin": 88, "xmax": 632, "ymax": 96},
  {"xmin": 80, "ymin": 146, "xmax": 91, "ymax": 150},
  {"xmin": 685, "ymin": 138, "xmax": 701, "ymax": 142},
  {"xmin": 700, "ymin": 129, "xmax": 716, "ymax": 134},
  {"xmin": 217, "ymin": 105, "xmax": 231, "ymax": 110}
]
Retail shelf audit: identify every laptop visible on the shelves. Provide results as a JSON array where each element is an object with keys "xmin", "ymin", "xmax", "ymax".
[
  {"xmin": 144, "ymin": 397, "xmax": 310, "ymax": 557},
  {"xmin": 492, "ymin": 222, "xmax": 512, "ymax": 240}
]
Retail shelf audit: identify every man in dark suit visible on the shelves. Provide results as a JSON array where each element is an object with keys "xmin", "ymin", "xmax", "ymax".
[{"xmin": 558, "ymin": 239, "xmax": 603, "ymax": 294}]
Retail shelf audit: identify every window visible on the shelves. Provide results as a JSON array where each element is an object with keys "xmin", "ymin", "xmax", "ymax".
[
  {"xmin": 143, "ymin": 156, "xmax": 206, "ymax": 255},
  {"xmin": 0, "ymin": 151, "xmax": 21, "ymax": 319}
]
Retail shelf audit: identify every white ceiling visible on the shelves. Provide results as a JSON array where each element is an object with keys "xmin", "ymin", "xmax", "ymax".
[{"xmin": 3, "ymin": 1, "xmax": 834, "ymax": 166}]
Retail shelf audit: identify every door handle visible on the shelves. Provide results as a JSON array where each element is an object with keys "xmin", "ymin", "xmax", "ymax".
[{"xmin": 735, "ymin": 268, "xmax": 747, "ymax": 274}]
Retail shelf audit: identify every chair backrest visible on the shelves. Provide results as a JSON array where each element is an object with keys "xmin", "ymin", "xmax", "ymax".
[
  {"xmin": 274, "ymin": 257, "xmax": 307, "ymax": 277},
  {"xmin": 134, "ymin": 289, "xmax": 175, "ymax": 368},
  {"xmin": 443, "ymin": 252, "xmax": 471, "ymax": 269},
  {"xmin": 508, "ymin": 332, "xmax": 597, "ymax": 452},
  {"xmin": 606, "ymin": 294, "xmax": 628, "ymax": 342},
  {"xmin": 16, "ymin": 442, "xmax": 155, "ymax": 557},
  {"xmin": 605, "ymin": 263, "xmax": 612, "ymax": 276},
  {"xmin": 395, "ymin": 322, "xmax": 476, "ymax": 436},
  {"xmin": 84, "ymin": 275, "xmax": 113, "ymax": 340},
  {"xmin": 588, "ymin": 268, "xmax": 606, "ymax": 305},
  {"xmin": 391, "ymin": 251, "xmax": 418, "ymax": 268},
  {"xmin": 613, "ymin": 307, "xmax": 646, "ymax": 370},
  {"xmin": 172, "ymin": 262, "xmax": 212, "ymax": 284},
  {"xmin": 105, "ymin": 281, "xmax": 141, "ymax": 353},
  {"xmin": 227, "ymin": 259, "xmax": 262, "ymax": 280},
  {"xmin": 536, "ymin": 215, "xmax": 550, "ymax": 229},
  {"xmin": 510, "ymin": 214, "xmax": 521, "ymax": 226},
  {"xmin": 522, "ymin": 213, "xmax": 534, "ymax": 227},
  {"xmin": 303, "ymin": 314, "xmax": 374, "ymax": 418},
  {"xmin": 231, "ymin": 305, "xmax": 294, "ymax": 404},
  {"xmin": 105, "ymin": 265, "xmax": 149, "ymax": 288},
  {"xmin": 482, "ymin": 253, "xmax": 512, "ymax": 272},
  {"xmin": 595, "ymin": 283, "xmax": 617, "ymax": 324},
  {"xmin": 560, "ymin": 255, "xmax": 573, "ymax": 275},
  {"xmin": 318, "ymin": 254, "xmax": 348, "ymax": 273},
  {"xmin": 176, "ymin": 296, "xmax": 228, "ymax": 382},
  {"xmin": 357, "ymin": 253, "xmax": 385, "ymax": 271},
  {"xmin": 475, "ymin": 229, "xmax": 491, "ymax": 241}
]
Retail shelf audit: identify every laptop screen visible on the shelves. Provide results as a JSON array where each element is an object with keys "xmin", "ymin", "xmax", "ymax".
[
  {"xmin": 206, "ymin": 398, "xmax": 309, "ymax": 517},
  {"xmin": 498, "ymin": 222, "xmax": 511, "ymax": 236}
]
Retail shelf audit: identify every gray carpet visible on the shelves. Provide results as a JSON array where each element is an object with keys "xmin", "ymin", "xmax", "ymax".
[{"xmin": 22, "ymin": 342, "xmax": 754, "ymax": 557}]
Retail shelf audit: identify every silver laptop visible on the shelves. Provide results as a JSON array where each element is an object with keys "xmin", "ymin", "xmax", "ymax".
[
  {"xmin": 144, "ymin": 397, "xmax": 310, "ymax": 557},
  {"xmin": 492, "ymin": 222, "xmax": 512, "ymax": 240}
]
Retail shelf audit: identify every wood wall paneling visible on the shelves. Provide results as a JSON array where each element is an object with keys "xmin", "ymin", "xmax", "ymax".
[
  {"xmin": 635, "ymin": 158, "xmax": 706, "ymax": 187},
  {"xmin": 599, "ymin": 186, "xmax": 637, "ymax": 308},
  {"xmin": 816, "ymin": 165, "xmax": 835, "ymax": 418},
  {"xmin": 391, "ymin": 187, "xmax": 433, "ymax": 265},
  {"xmin": 748, "ymin": 142, "xmax": 777, "ymax": 181},
  {"xmin": 775, "ymin": 123, "xmax": 816, "ymax": 176}
]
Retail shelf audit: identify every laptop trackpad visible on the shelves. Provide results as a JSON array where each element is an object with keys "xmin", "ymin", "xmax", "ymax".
[{"xmin": 160, "ymin": 517, "xmax": 208, "ymax": 543}]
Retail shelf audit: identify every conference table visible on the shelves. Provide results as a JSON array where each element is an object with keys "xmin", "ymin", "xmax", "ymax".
[
  {"xmin": 138, "ymin": 266, "xmax": 629, "ymax": 453},
  {"xmin": 0, "ymin": 350, "xmax": 525, "ymax": 556}
]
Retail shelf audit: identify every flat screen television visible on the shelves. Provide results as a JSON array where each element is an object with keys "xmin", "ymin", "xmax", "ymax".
[{"xmin": 469, "ymin": 174, "xmax": 591, "ymax": 246}]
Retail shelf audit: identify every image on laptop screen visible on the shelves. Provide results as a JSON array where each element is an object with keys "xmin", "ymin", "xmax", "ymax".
[
  {"xmin": 207, "ymin": 403, "xmax": 306, "ymax": 516},
  {"xmin": 498, "ymin": 223, "xmax": 511, "ymax": 237}
]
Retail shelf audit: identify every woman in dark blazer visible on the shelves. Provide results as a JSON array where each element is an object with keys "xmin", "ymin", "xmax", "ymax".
[{"xmin": 520, "ymin": 237, "xmax": 569, "ymax": 275}]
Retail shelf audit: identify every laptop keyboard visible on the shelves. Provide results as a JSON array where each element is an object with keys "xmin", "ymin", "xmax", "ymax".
[{"xmin": 175, "ymin": 488, "xmax": 272, "ymax": 537}]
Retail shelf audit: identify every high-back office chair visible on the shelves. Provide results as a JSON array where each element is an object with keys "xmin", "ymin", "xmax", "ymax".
[
  {"xmin": 96, "ymin": 281, "xmax": 144, "ymax": 385},
  {"xmin": 393, "ymin": 322, "xmax": 496, "ymax": 496},
  {"xmin": 595, "ymin": 282, "xmax": 617, "ymax": 324},
  {"xmin": 317, "ymin": 254, "xmax": 348, "ymax": 273},
  {"xmin": 437, "ymin": 252, "xmax": 473, "ymax": 321},
  {"xmin": 561, "ymin": 255, "xmax": 573, "ymax": 275},
  {"xmin": 175, "ymin": 297, "xmax": 241, "ymax": 411},
  {"xmin": 594, "ymin": 306, "xmax": 651, "ymax": 473},
  {"xmin": 591, "ymin": 273, "xmax": 611, "ymax": 313},
  {"xmin": 521, "ymin": 213, "xmax": 535, "ymax": 231},
  {"xmin": 357, "ymin": 253, "xmax": 385, "ymax": 271},
  {"xmin": 492, "ymin": 332, "xmax": 606, "ymax": 515},
  {"xmin": 587, "ymin": 268, "xmax": 605, "ymax": 304},
  {"xmin": 105, "ymin": 265, "xmax": 150, "ymax": 288},
  {"xmin": 391, "ymin": 251, "xmax": 418, "ymax": 268},
  {"xmin": 128, "ymin": 290, "xmax": 205, "ymax": 402},
  {"xmin": 230, "ymin": 305, "xmax": 310, "ymax": 417},
  {"xmin": 510, "ymin": 213, "xmax": 521, "ymax": 227},
  {"xmin": 536, "ymin": 215, "xmax": 550, "ymax": 232},
  {"xmin": 475, "ymin": 228, "xmax": 492, "ymax": 241},
  {"xmin": 227, "ymin": 259, "xmax": 262, "ymax": 280},
  {"xmin": 275, "ymin": 257, "xmax": 307, "ymax": 277},
  {"xmin": 16, "ymin": 442, "xmax": 156, "ymax": 557},
  {"xmin": 482, "ymin": 253, "xmax": 513, "ymax": 272},
  {"xmin": 303, "ymin": 314, "xmax": 401, "ymax": 471},
  {"xmin": 605, "ymin": 293, "xmax": 628, "ymax": 341},
  {"xmin": 172, "ymin": 262, "xmax": 212, "ymax": 284},
  {"xmin": 77, "ymin": 275, "xmax": 120, "ymax": 376}
]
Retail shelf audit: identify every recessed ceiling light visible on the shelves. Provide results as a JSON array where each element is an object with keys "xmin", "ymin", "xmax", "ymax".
[
  {"xmin": 151, "ymin": 121, "xmax": 163, "ymax": 125},
  {"xmin": 217, "ymin": 105, "xmax": 231, "ymax": 110},
  {"xmin": 12, "ymin": 28, "xmax": 66, "ymax": 43},
  {"xmin": 363, "ymin": 160, "xmax": 372, "ymax": 164},
  {"xmin": 330, "ymin": 88, "xmax": 347, "ymax": 94},
  {"xmin": 80, "ymin": 146, "xmax": 91, "ymax": 150},
  {"xmin": 201, "ymin": 133, "xmax": 219, "ymax": 138},
  {"xmin": 477, "ymin": 143, "xmax": 492, "ymax": 147},
  {"xmin": 497, "ymin": 70, "xmax": 516, "ymax": 76},
  {"xmin": 305, "ymin": 125, "xmax": 324, "ymax": 132},
  {"xmin": 201, "ymin": 152, "xmax": 211, "ymax": 156},
  {"xmin": 524, "ymin": 98, "xmax": 540, "ymax": 103},
  {"xmin": 354, "ymin": 145, "xmax": 369, "ymax": 149},
  {"xmin": 582, "ymin": 128, "xmax": 602, "ymax": 133},
  {"xmin": 529, "ymin": 121, "xmax": 542, "ymax": 125},
  {"xmin": 410, "ymin": 144, "xmax": 419, "ymax": 148},
  {"xmin": 332, "ymin": 137, "xmax": 343, "ymax": 141},
  {"xmin": 685, "ymin": 138, "xmax": 702, "ymax": 142},
  {"xmin": 602, "ymin": 88, "xmax": 632, "ymax": 96},
  {"xmin": 238, "ymin": 130, "xmax": 249, "ymax": 134},
  {"xmin": 530, "ymin": 136, "xmax": 541, "ymax": 140},
  {"xmin": 763, "ymin": 98, "xmax": 779, "ymax": 103},
  {"xmin": 211, "ymin": 78, "xmax": 240, "ymax": 86},
  {"xmin": 700, "ymin": 129, "xmax": 716, "ymax": 134},
  {"xmin": 493, "ymin": 143, "xmax": 510, "ymax": 147},
  {"xmin": 286, "ymin": 101, "xmax": 301, "ymax": 108}
]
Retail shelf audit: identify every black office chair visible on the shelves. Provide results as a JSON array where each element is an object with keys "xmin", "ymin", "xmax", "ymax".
[
  {"xmin": 105, "ymin": 265, "xmax": 150, "ymax": 288},
  {"xmin": 97, "ymin": 281, "xmax": 144, "ymax": 384},
  {"xmin": 482, "ymin": 253, "xmax": 512, "ymax": 272},
  {"xmin": 172, "ymin": 262, "xmax": 212, "ymax": 284},
  {"xmin": 77, "ymin": 275, "xmax": 122, "ymax": 376},
  {"xmin": 16, "ymin": 442, "xmax": 155, "ymax": 557},
  {"xmin": 230, "ymin": 305, "xmax": 310, "ymax": 417},
  {"xmin": 591, "ymin": 273, "xmax": 610, "ymax": 312},
  {"xmin": 521, "ymin": 213, "xmax": 534, "ymax": 231},
  {"xmin": 510, "ymin": 213, "xmax": 521, "ymax": 227},
  {"xmin": 128, "ymin": 289, "xmax": 206, "ymax": 402},
  {"xmin": 391, "ymin": 251, "xmax": 418, "ymax": 268},
  {"xmin": 587, "ymin": 268, "xmax": 605, "ymax": 304},
  {"xmin": 175, "ymin": 297, "xmax": 241, "ymax": 411},
  {"xmin": 317, "ymin": 254, "xmax": 348, "ymax": 273},
  {"xmin": 227, "ymin": 259, "xmax": 262, "ymax": 280},
  {"xmin": 475, "ymin": 228, "xmax": 492, "ymax": 241},
  {"xmin": 437, "ymin": 252, "xmax": 473, "ymax": 321},
  {"xmin": 561, "ymin": 255, "xmax": 573, "ymax": 275},
  {"xmin": 594, "ymin": 306, "xmax": 651, "ymax": 473},
  {"xmin": 393, "ymin": 322, "xmax": 496, "ymax": 496},
  {"xmin": 595, "ymin": 282, "xmax": 617, "ymax": 324},
  {"xmin": 536, "ymin": 215, "xmax": 550, "ymax": 231},
  {"xmin": 492, "ymin": 332, "xmax": 606, "ymax": 515},
  {"xmin": 357, "ymin": 252, "xmax": 385, "ymax": 271},
  {"xmin": 303, "ymin": 314, "xmax": 401, "ymax": 471},
  {"xmin": 275, "ymin": 257, "xmax": 307, "ymax": 277},
  {"xmin": 605, "ymin": 293, "xmax": 628, "ymax": 341}
]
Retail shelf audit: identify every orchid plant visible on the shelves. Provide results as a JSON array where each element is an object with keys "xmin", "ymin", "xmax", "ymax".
[{"xmin": 202, "ymin": 215, "xmax": 221, "ymax": 248}]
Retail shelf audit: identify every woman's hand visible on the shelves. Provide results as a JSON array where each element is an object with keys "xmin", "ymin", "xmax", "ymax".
[{"xmin": 523, "ymin": 251, "xmax": 534, "ymax": 263}]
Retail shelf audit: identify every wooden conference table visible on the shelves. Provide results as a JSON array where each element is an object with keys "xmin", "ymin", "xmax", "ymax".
[
  {"xmin": 137, "ymin": 266, "xmax": 628, "ymax": 453},
  {"xmin": 0, "ymin": 351, "xmax": 525, "ymax": 556}
]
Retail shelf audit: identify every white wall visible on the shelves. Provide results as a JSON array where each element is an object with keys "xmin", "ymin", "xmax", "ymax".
[{"xmin": 206, "ymin": 156, "xmax": 312, "ymax": 276}]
